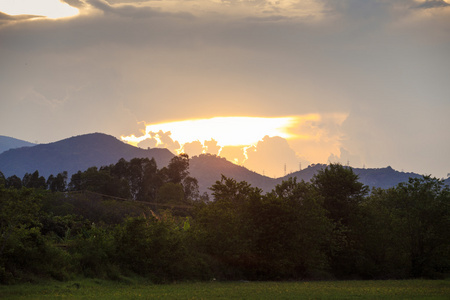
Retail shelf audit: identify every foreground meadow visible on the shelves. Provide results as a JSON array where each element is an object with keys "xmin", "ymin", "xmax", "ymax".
[{"xmin": 1, "ymin": 279, "xmax": 449, "ymax": 299}]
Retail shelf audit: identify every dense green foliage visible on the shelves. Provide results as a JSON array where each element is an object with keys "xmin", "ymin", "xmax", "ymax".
[{"xmin": 0, "ymin": 161, "xmax": 449, "ymax": 284}]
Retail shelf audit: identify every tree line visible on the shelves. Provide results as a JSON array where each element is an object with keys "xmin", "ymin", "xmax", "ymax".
[
  {"xmin": 0, "ymin": 156, "xmax": 449, "ymax": 284},
  {"xmin": 0, "ymin": 154, "xmax": 204, "ymax": 204}
]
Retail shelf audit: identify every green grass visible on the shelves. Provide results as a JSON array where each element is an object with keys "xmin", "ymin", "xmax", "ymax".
[{"xmin": 1, "ymin": 279, "xmax": 449, "ymax": 299}]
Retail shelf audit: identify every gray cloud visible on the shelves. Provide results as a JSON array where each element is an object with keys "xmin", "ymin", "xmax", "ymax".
[
  {"xmin": 0, "ymin": 11, "xmax": 43, "ymax": 26},
  {"xmin": 86, "ymin": 0, "xmax": 194, "ymax": 19},
  {"xmin": 416, "ymin": 0, "xmax": 450, "ymax": 9},
  {"xmin": 0, "ymin": 0, "xmax": 449, "ymax": 177},
  {"xmin": 62, "ymin": 0, "xmax": 87, "ymax": 9}
]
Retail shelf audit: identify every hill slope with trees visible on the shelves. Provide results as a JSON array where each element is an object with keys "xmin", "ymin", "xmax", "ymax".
[
  {"xmin": 0, "ymin": 133, "xmax": 446, "ymax": 194},
  {"xmin": 0, "ymin": 133, "xmax": 174, "ymax": 178}
]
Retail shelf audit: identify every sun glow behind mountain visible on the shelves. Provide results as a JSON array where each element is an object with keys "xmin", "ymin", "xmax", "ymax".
[
  {"xmin": 121, "ymin": 115, "xmax": 321, "ymax": 150},
  {"xmin": 122, "ymin": 116, "xmax": 312, "ymax": 148},
  {"xmin": 121, "ymin": 113, "xmax": 349, "ymax": 177}
]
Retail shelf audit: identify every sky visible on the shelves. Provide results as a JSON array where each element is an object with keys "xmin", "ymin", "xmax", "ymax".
[{"xmin": 0, "ymin": 0, "xmax": 449, "ymax": 178}]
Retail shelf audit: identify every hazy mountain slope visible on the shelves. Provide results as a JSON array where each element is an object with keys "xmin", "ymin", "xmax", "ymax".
[
  {"xmin": 275, "ymin": 164, "xmax": 425, "ymax": 191},
  {"xmin": 189, "ymin": 154, "xmax": 277, "ymax": 194},
  {"xmin": 352, "ymin": 166, "xmax": 424, "ymax": 189},
  {"xmin": 0, "ymin": 133, "xmax": 174, "ymax": 178},
  {"xmin": 1, "ymin": 133, "xmax": 444, "ymax": 193},
  {"xmin": 190, "ymin": 159, "xmax": 436, "ymax": 195},
  {"xmin": 0, "ymin": 135, "xmax": 35, "ymax": 154}
]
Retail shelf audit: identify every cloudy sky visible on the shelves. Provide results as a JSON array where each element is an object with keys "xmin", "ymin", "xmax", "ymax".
[{"xmin": 0, "ymin": 0, "xmax": 449, "ymax": 178}]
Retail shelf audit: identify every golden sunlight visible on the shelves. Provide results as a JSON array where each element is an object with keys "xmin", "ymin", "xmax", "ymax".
[
  {"xmin": 122, "ymin": 115, "xmax": 320, "ymax": 150},
  {"xmin": 0, "ymin": 0, "xmax": 79, "ymax": 19},
  {"xmin": 121, "ymin": 113, "xmax": 347, "ymax": 176}
]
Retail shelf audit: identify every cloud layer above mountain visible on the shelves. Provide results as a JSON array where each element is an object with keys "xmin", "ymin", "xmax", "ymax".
[{"xmin": 0, "ymin": 0, "xmax": 449, "ymax": 177}]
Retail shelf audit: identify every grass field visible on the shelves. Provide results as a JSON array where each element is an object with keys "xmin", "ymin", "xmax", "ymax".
[{"xmin": 1, "ymin": 279, "xmax": 449, "ymax": 299}]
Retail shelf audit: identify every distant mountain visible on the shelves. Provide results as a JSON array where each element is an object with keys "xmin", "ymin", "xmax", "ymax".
[
  {"xmin": 0, "ymin": 133, "xmax": 174, "ymax": 178},
  {"xmin": 275, "ymin": 164, "xmax": 424, "ymax": 191},
  {"xmin": 189, "ymin": 156, "xmax": 442, "ymax": 195},
  {"xmin": 0, "ymin": 136, "xmax": 35, "ymax": 154},
  {"xmin": 189, "ymin": 154, "xmax": 276, "ymax": 194},
  {"xmin": 1, "ymin": 133, "xmax": 446, "ymax": 194}
]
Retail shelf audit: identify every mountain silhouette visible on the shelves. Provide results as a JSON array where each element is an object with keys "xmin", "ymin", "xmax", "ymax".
[
  {"xmin": 190, "ymin": 157, "xmax": 437, "ymax": 194},
  {"xmin": 0, "ymin": 133, "xmax": 446, "ymax": 193},
  {"xmin": 274, "ymin": 164, "xmax": 424, "ymax": 190},
  {"xmin": 189, "ymin": 154, "xmax": 276, "ymax": 194},
  {"xmin": 0, "ymin": 133, "xmax": 174, "ymax": 178}
]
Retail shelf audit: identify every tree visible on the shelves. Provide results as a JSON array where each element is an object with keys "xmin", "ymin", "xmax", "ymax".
[
  {"xmin": 194, "ymin": 176, "xmax": 262, "ymax": 278},
  {"xmin": 161, "ymin": 153, "xmax": 190, "ymax": 185},
  {"xmin": 108, "ymin": 157, "xmax": 160, "ymax": 201},
  {"xmin": 47, "ymin": 171, "xmax": 68, "ymax": 192},
  {"xmin": 182, "ymin": 176, "xmax": 200, "ymax": 202},
  {"xmin": 157, "ymin": 182, "xmax": 185, "ymax": 205},
  {"xmin": 312, "ymin": 163, "xmax": 369, "ymax": 225},
  {"xmin": 68, "ymin": 167, "xmax": 130, "ymax": 198},
  {"xmin": 114, "ymin": 216, "xmax": 195, "ymax": 281},
  {"xmin": 0, "ymin": 171, "xmax": 5, "ymax": 187},
  {"xmin": 311, "ymin": 163, "xmax": 369, "ymax": 278},
  {"xmin": 6, "ymin": 175, "xmax": 22, "ymax": 189},
  {"xmin": 130, "ymin": 157, "xmax": 160, "ymax": 201},
  {"xmin": 384, "ymin": 176, "xmax": 450, "ymax": 277},
  {"xmin": 22, "ymin": 171, "xmax": 46, "ymax": 189},
  {"xmin": 248, "ymin": 178, "xmax": 332, "ymax": 279},
  {"xmin": 0, "ymin": 187, "xmax": 43, "ymax": 262}
]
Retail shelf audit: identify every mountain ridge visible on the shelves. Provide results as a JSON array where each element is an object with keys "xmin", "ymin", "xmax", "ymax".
[
  {"xmin": 0, "ymin": 133, "xmax": 447, "ymax": 193},
  {"xmin": 0, "ymin": 133, "xmax": 174, "ymax": 178}
]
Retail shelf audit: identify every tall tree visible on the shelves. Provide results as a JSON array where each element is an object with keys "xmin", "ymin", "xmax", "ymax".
[
  {"xmin": 311, "ymin": 163, "xmax": 369, "ymax": 225},
  {"xmin": 0, "ymin": 171, "xmax": 5, "ymax": 187},
  {"xmin": 22, "ymin": 171, "xmax": 46, "ymax": 189},
  {"xmin": 47, "ymin": 171, "xmax": 68, "ymax": 192},
  {"xmin": 248, "ymin": 178, "xmax": 332, "ymax": 279},
  {"xmin": 311, "ymin": 163, "xmax": 369, "ymax": 278},
  {"xmin": 194, "ymin": 176, "xmax": 262, "ymax": 277},
  {"xmin": 161, "ymin": 153, "xmax": 190, "ymax": 185}
]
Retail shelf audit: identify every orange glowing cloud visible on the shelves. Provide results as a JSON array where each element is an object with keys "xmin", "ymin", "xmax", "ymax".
[
  {"xmin": 121, "ymin": 113, "xmax": 348, "ymax": 177},
  {"xmin": 122, "ymin": 115, "xmax": 319, "ymax": 149}
]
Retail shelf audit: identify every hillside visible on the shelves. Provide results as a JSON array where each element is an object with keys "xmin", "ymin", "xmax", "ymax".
[
  {"xmin": 189, "ymin": 156, "xmax": 437, "ymax": 195},
  {"xmin": 0, "ymin": 135, "xmax": 35, "ymax": 154},
  {"xmin": 0, "ymin": 133, "xmax": 174, "ymax": 178},
  {"xmin": 189, "ymin": 154, "xmax": 276, "ymax": 194},
  {"xmin": 0, "ymin": 133, "xmax": 446, "ymax": 194},
  {"xmin": 274, "ymin": 164, "xmax": 424, "ymax": 191}
]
